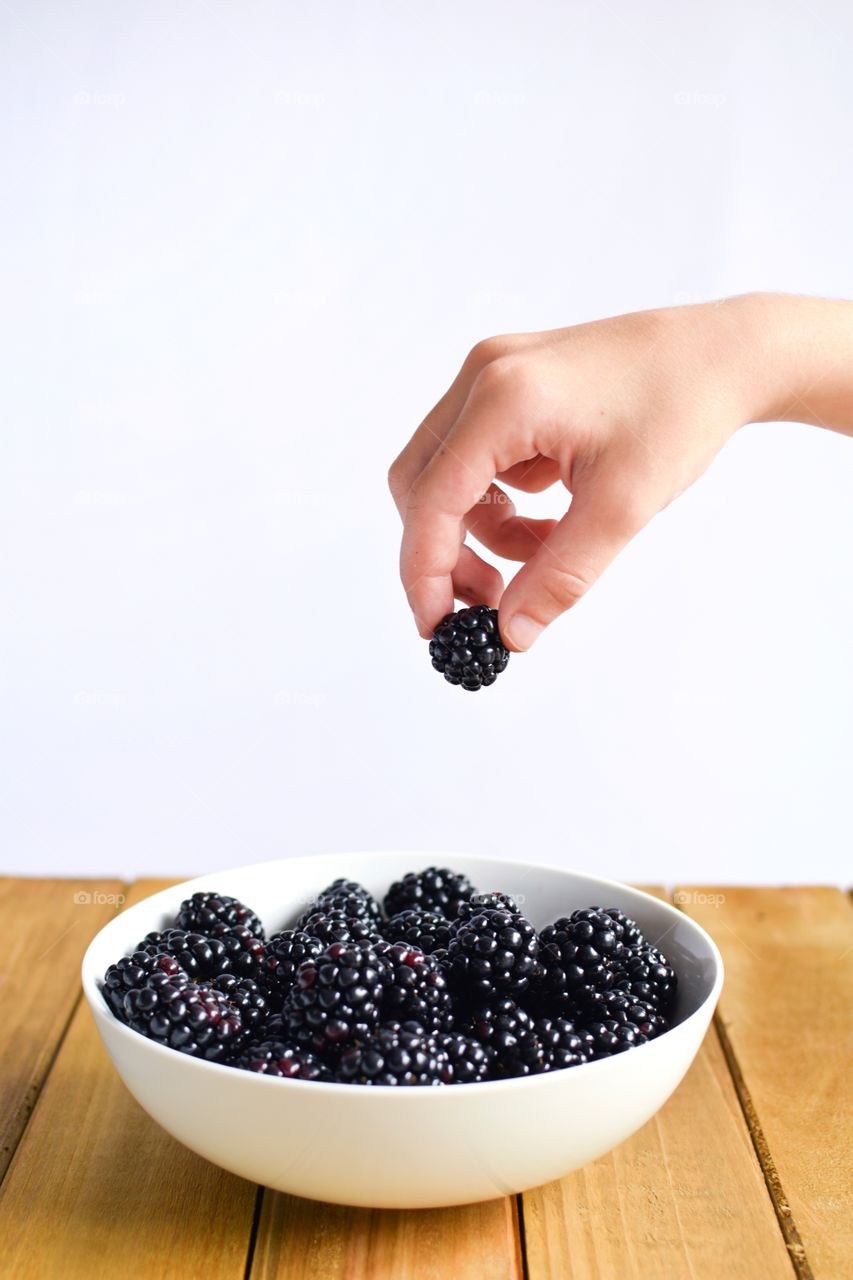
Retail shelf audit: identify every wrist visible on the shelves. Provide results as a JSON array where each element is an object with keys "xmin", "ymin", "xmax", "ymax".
[{"xmin": 725, "ymin": 293, "xmax": 853, "ymax": 432}]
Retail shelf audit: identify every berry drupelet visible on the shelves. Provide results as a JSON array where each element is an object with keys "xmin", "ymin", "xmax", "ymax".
[
  {"xmin": 174, "ymin": 891, "xmax": 265, "ymax": 940},
  {"xmin": 447, "ymin": 907, "xmax": 540, "ymax": 1000},
  {"xmin": 281, "ymin": 940, "xmax": 385, "ymax": 1057},
  {"xmin": 337, "ymin": 1021, "xmax": 443, "ymax": 1086},
  {"xmin": 383, "ymin": 866, "xmax": 476, "ymax": 921},
  {"xmin": 234, "ymin": 1039, "xmax": 332, "ymax": 1080},
  {"xmin": 429, "ymin": 605, "xmax": 509, "ymax": 691},
  {"xmin": 382, "ymin": 908, "xmax": 453, "ymax": 954}
]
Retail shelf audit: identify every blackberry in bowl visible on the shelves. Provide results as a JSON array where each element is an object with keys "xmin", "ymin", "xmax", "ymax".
[{"xmin": 83, "ymin": 852, "xmax": 722, "ymax": 1209}]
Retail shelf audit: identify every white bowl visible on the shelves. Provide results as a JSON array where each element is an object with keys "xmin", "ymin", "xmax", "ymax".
[{"xmin": 82, "ymin": 852, "xmax": 723, "ymax": 1209}]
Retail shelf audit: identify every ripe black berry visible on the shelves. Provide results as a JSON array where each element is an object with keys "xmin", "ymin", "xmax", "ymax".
[
  {"xmin": 138, "ymin": 926, "xmax": 266, "ymax": 983},
  {"xmin": 282, "ymin": 941, "xmax": 385, "ymax": 1056},
  {"xmin": 383, "ymin": 866, "xmax": 476, "ymax": 920},
  {"xmin": 585, "ymin": 1018, "xmax": 648, "ymax": 1058},
  {"xmin": 615, "ymin": 943, "xmax": 678, "ymax": 1012},
  {"xmin": 434, "ymin": 1032, "xmax": 494, "ymax": 1084},
  {"xmin": 337, "ymin": 1021, "xmax": 443, "ymax": 1086},
  {"xmin": 297, "ymin": 879, "xmax": 382, "ymax": 926},
  {"xmin": 262, "ymin": 929, "xmax": 325, "ymax": 1006},
  {"xmin": 210, "ymin": 974, "xmax": 269, "ymax": 1031},
  {"xmin": 298, "ymin": 908, "xmax": 383, "ymax": 947},
  {"xmin": 174, "ymin": 891, "xmax": 265, "ymax": 940},
  {"xmin": 462, "ymin": 997, "xmax": 534, "ymax": 1076},
  {"xmin": 537, "ymin": 909, "xmax": 626, "ymax": 1013},
  {"xmin": 123, "ymin": 975, "xmax": 246, "ymax": 1061},
  {"xmin": 447, "ymin": 907, "xmax": 540, "ymax": 999},
  {"xmin": 103, "ymin": 949, "xmax": 186, "ymax": 1018},
  {"xmin": 382, "ymin": 908, "xmax": 453, "ymax": 954},
  {"xmin": 376, "ymin": 941, "xmax": 454, "ymax": 1032},
  {"xmin": 456, "ymin": 891, "xmax": 520, "ymax": 921},
  {"xmin": 429, "ymin": 605, "xmax": 509, "ymax": 690},
  {"xmin": 234, "ymin": 1039, "xmax": 332, "ymax": 1080}
]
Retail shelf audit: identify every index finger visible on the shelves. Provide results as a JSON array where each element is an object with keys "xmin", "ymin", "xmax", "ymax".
[{"xmin": 400, "ymin": 368, "xmax": 536, "ymax": 633}]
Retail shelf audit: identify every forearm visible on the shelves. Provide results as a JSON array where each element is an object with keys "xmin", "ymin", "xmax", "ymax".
[{"xmin": 734, "ymin": 293, "xmax": 853, "ymax": 434}]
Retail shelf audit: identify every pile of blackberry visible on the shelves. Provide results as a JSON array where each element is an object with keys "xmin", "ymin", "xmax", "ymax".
[{"xmin": 102, "ymin": 865, "xmax": 678, "ymax": 1085}]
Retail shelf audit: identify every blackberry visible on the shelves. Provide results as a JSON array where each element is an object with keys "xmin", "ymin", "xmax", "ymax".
[
  {"xmin": 298, "ymin": 908, "xmax": 383, "ymax": 947},
  {"xmin": 123, "ymin": 975, "xmax": 246, "ymax": 1061},
  {"xmin": 337, "ymin": 1021, "xmax": 443, "ymax": 1086},
  {"xmin": 585, "ymin": 1018, "xmax": 648, "ymax": 1058},
  {"xmin": 135, "ymin": 929, "xmax": 227, "ymax": 981},
  {"xmin": 462, "ymin": 998, "xmax": 534, "ymax": 1072},
  {"xmin": 210, "ymin": 974, "xmax": 269, "ymax": 1031},
  {"xmin": 537, "ymin": 909, "xmax": 626, "ymax": 1014},
  {"xmin": 383, "ymin": 866, "xmax": 476, "ymax": 921},
  {"xmin": 499, "ymin": 1017, "xmax": 593, "ymax": 1078},
  {"xmin": 456, "ymin": 891, "xmax": 520, "ymax": 922},
  {"xmin": 234, "ymin": 1039, "xmax": 331, "ymax": 1080},
  {"xmin": 174, "ymin": 891, "xmax": 265, "ymax": 940},
  {"xmin": 138, "ymin": 926, "xmax": 266, "ymax": 983},
  {"xmin": 282, "ymin": 940, "xmax": 385, "ymax": 1056},
  {"xmin": 376, "ymin": 941, "xmax": 454, "ymax": 1032},
  {"xmin": 615, "ymin": 943, "xmax": 678, "ymax": 1013},
  {"xmin": 581, "ymin": 988, "xmax": 669, "ymax": 1039},
  {"xmin": 382, "ymin": 908, "xmax": 453, "ymax": 954},
  {"xmin": 429, "ymin": 605, "xmax": 509, "ymax": 691},
  {"xmin": 447, "ymin": 907, "xmax": 540, "ymax": 999},
  {"xmin": 434, "ymin": 1032, "xmax": 494, "ymax": 1084},
  {"xmin": 603, "ymin": 907, "xmax": 644, "ymax": 948},
  {"xmin": 103, "ymin": 949, "xmax": 187, "ymax": 1019},
  {"xmin": 297, "ymin": 879, "xmax": 382, "ymax": 925},
  {"xmin": 263, "ymin": 929, "xmax": 325, "ymax": 1007}
]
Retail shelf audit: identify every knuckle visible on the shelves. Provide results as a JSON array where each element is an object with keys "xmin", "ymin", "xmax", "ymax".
[
  {"xmin": 464, "ymin": 333, "xmax": 519, "ymax": 375},
  {"xmin": 472, "ymin": 353, "xmax": 533, "ymax": 403}
]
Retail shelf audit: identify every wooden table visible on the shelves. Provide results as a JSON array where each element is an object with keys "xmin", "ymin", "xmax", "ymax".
[{"xmin": 0, "ymin": 879, "xmax": 849, "ymax": 1279}]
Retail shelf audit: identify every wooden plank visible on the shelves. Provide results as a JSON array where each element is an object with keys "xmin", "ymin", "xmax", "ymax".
[
  {"xmin": 677, "ymin": 886, "xmax": 853, "ymax": 1280},
  {"xmin": 0, "ymin": 876, "xmax": 125, "ymax": 1181},
  {"xmin": 0, "ymin": 878, "xmax": 259, "ymax": 1280},
  {"xmin": 251, "ymin": 1192, "xmax": 522, "ymax": 1280},
  {"xmin": 523, "ymin": 887, "xmax": 793, "ymax": 1279}
]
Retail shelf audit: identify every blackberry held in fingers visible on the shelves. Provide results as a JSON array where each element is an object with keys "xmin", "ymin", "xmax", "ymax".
[{"xmin": 429, "ymin": 605, "xmax": 509, "ymax": 690}]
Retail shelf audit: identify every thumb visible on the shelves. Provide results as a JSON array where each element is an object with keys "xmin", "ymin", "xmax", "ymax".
[{"xmin": 498, "ymin": 481, "xmax": 651, "ymax": 651}]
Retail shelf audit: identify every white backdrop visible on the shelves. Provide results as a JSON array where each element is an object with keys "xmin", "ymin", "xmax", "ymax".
[{"xmin": 2, "ymin": 1, "xmax": 852, "ymax": 883}]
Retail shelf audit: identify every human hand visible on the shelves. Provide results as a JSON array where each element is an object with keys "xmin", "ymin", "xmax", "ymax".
[{"xmin": 388, "ymin": 294, "xmax": 853, "ymax": 651}]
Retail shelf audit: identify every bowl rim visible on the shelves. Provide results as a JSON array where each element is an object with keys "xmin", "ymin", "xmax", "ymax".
[{"xmin": 82, "ymin": 851, "xmax": 724, "ymax": 1096}]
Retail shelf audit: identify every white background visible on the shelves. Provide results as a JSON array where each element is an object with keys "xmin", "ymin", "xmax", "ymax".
[{"xmin": 2, "ymin": 1, "xmax": 852, "ymax": 884}]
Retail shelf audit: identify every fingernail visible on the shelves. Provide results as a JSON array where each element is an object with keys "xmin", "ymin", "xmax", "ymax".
[{"xmin": 504, "ymin": 614, "xmax": 543, "ymax": 651}]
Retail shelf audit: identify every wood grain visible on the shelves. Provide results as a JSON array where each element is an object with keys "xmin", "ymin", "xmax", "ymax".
[
  {"xmin": 251, "ymin": 1191, "xmax": 522, "ymax": 1280},
  {"xmin": 677, "ymin": 886, "xmax": 853, "ymax": 1280},
  {"xmin": 0, "ymin": 878, "xmax": 258, "ymax": 1280},
  {"xmin": 522, "ymin": 887, "xmax": 793, "ymax": 1279},
  {"xmin": 0, "ymin": 876, "xmax": 125, "ymax": 1182}
]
